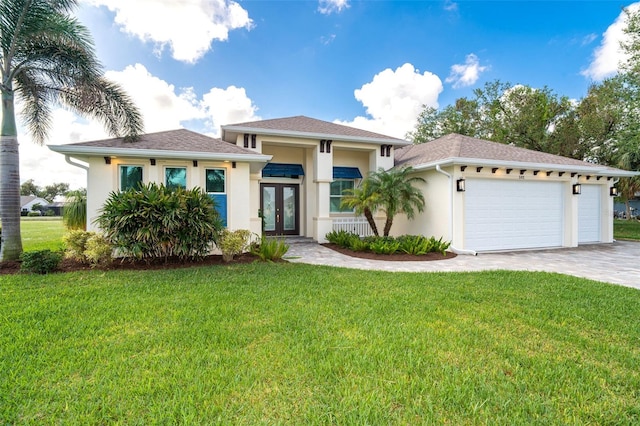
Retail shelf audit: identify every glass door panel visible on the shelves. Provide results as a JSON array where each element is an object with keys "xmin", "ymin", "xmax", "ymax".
[
  {"xmin": 283, "ymin": 187, "xmax": 296, "ymax": 231},
  {"xmin": 262, "ymin": 186, "xmax": 276, "ymax": 232}
]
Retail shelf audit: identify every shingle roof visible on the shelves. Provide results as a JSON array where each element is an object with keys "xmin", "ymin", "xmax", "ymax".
[
  {"xmin": 222, "ymin": 115, "xmax": 408, "ymax": 144},
  {"xmin": 58, "ymin": 129, "xmax": 256, "ymax": 155},
  {"xmin": 395, "ymin": 133, "xmax": 604, "ymax": 170}
]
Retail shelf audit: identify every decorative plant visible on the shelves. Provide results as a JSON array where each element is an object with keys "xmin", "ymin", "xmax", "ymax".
[
  {"xmin": 250, "ymin": 235, "xmax": 289, "ymax": 262},
  {"xmin": 219, "ymin": 229, "xmax": 252, "ymax": 262},
  {"xmin": 20, "ymin": 250, "xmax": 63, "ymax": 274},
  {"xmin": 97, "ymin": 183, "xmax": 223, "ymax": 262},
  {"xmin": 63, "ymin": 190, "xmax": 87, "ymax": 230}
]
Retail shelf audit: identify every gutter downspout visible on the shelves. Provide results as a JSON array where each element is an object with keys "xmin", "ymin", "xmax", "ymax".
[
  {"xmin": 65, "ymin": 155, "xmax": 89, "ymax": 172},
  {"xmin": 435, "ymin": 164, "xmax": 477, "ymax": 256}
]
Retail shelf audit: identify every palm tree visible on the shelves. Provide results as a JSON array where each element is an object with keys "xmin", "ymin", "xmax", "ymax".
[
  {"xmin": 0, "ymin": 0, "xmax": 143, "ymax": 261},
  {"xmin": 340, "ymin": 177, "xmax": 381, "ymax": 236},
  {"xmin": 369, "ymin": 166, "xmax": 426, "ymax": 236}
]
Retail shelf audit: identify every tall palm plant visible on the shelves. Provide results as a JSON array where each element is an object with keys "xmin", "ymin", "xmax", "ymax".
[
  {"xmin": 340, "ymin": 178, "xmax": 381, "ymax": 236},
  {"xmin": 369, "ymin": 166, "xmax": 426, "ymax": 236},
  {"xmin": 0, "ymin": 0, "xmax": 143, "ymax": 260}
]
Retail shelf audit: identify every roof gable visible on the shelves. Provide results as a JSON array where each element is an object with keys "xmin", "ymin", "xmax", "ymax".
[{"xmin": 222, "ymin": 115, "xmax": 408, "ymax": 145}]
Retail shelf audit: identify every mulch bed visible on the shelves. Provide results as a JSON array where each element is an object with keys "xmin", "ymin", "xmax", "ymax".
[
  {"xmin": 322, "ymin": 243, "xmax": 457, "ymax": 261},
  {"xmin": 0, "ymin": 253, "xmax": 260, "ymax": 276},
  {"xmin": 0, "ymin": 245, "xmax": 457, "ymax": 276}
]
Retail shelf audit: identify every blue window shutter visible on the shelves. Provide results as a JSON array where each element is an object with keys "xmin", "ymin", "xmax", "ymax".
[{"xmin": 209, "ymin": 194, "xmax": 227, "ymax": 227}]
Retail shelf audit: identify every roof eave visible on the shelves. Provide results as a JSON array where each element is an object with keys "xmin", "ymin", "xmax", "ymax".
[
  {"xmin": 221, "ymin": 125, "xmax": 410, "ymax": 146},
  {"xmin": 411, "ymin": 157, "xmax": 638, "ymax": 177},
  {"xmin": 48, "ymin": 145, "xmax": 272, "ymax": 163}
]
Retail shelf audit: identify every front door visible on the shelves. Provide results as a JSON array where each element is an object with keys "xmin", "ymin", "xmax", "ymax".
[{"xmin": 260, "ymin": 184, "xmax": 299, "ymax": 235}]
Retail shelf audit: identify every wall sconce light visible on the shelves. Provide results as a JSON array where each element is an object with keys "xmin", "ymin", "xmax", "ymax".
[
  {"xmin": 192, "ymin": 160, "xmax": 198, "ymax": 167},
  {"xmin": 456, "ymin": 178, "xmax": 466, "ymax": 192},
  {"xmin": 491, "ymin": 168, "xmax": 498, "ymax": 174},
  {"xmin": 320, "ymin": 139, "xmax": 326, "ymax": 153},
  {"xmin": 572, "ymin": 183, "xmax": 582, "ymax": 195},
  {"xmin": 610, "ymin": 186, "xmax": 618, "ymax": 197},
  {"xmin": 232, "ymin": 161, "xmax": 237, "ymax": 169},
  {"xmin": 251, "ymin": 134, "xmax": 257, "ymax": 149},
  {"xmin": 326, "ymin": 140, "xmax": 332, "ymax": 153},
  {"xmin": 150, "ymin": 158, "xmax": 156, "ymax": 166},
  {"xmin": 104, "ymin": 156, "xmax": 111, "ymax": 165}
]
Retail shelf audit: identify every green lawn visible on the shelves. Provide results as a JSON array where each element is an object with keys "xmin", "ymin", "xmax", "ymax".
[
  {"xmin": 614, "ymin": 218, "xmax": 640, "ymax": 241},
  {"xmin": 20, "ymin": 217, "xmax": 66, "ymax": 251},
  {"xmin": 1, "ymin": 264, "xmax": 639, "ymax": 424}
]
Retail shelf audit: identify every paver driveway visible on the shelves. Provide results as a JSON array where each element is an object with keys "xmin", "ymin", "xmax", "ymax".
[{"xmin": 285, "ymin": 240, "xmax": 640, "ymax": 289}]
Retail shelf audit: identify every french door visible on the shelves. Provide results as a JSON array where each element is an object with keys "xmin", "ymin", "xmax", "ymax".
[{"xmin": 260, "ymin": 183, "xmax": 299, "ymax": 235}]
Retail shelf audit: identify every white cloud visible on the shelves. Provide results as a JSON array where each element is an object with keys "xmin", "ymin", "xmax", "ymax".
[
  {"xmin": 582, "ymin": 2, "xmax": 640, "ymax": 80},
  {"xmin": 445, "ymin": 53, "xmax": 488, "ymax": 89},
  {"xmin": 82, "ymin": 0, "xmax": 253, "ymax": 63},
  {"xmin": 336, "ymin": 63, "xmax": 443, "ymax": 139},
  {"xmin": 201, "ymin": 86, "xmax": 261, "ymax": 135},
  {"xmin": 106, "ymin": 64, "xmax": 206, "ymax": 132},
  {"xmin": 444, "ymin": 0, "xmax": 458, "ymax": 12},
  {"xmin": 17, "ymin": 64, "xmax": 260, "ymax": 189},
  {"xmin": 318, "ymin": 0, "xmax": 349, "ymax": 15}
]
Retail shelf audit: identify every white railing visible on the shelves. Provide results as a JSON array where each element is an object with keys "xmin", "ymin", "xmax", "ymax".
[{"xmin": 332, "ymin": 217, "xmax": 375, "ymax": 237}]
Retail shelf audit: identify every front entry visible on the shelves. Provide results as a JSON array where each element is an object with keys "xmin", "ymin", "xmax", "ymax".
[{"xmin": 260, "ymin": 183, "xmax": 299, "ymax": 235}]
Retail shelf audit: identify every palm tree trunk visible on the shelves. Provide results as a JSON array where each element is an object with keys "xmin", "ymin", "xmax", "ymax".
[
  {"xmin": 363, "ymin": 207, "xmax": 379, "ymax": 236},
  {"xmin": 1, "ymin": 88, "xmax": 23, "ymax": 261},
  {"xmin": 383, "ymin": 216, "xmax": 393, "ymax": 237}
]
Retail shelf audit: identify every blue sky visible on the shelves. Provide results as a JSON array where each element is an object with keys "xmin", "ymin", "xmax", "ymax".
[{"xmin": 15, "ymin": 0, "xmax": 638, "ymax": 189}]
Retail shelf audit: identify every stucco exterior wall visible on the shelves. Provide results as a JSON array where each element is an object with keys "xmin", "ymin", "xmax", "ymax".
[
  {"xmin": 85, "ymin": 156, "xmax": 251, "ymax": 233},
  {"xmin": 392, "ymin": 168, "xmax": 451, "ymax": 240}
]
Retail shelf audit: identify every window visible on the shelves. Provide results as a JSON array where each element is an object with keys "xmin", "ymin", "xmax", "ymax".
[
  {"xmin": 205, "ymin": 169, "xmax": 225, "ymax": 193},
  {"xmin": 330, "ymin": 179, "xmax": 355, "ymax": 213},
  {"xmin": 165, "ymin": 167, "xmax": 187, "ymax": 190},
  {"xmin": 119, "ymin": 165, "xmax": 143, "ymax": 191}
]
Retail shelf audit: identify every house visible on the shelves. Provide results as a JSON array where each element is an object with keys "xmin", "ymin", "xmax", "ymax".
[
  {"xmin": 48, "ymin": 116, "xmax": 637, "ymax": 252},
  {"xmin": 20, "ymin": 196, "xmax": 50, "ymax": 215}
]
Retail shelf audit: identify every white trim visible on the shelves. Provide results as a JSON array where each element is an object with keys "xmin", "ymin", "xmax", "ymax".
[
  {"xmin": 49, "ymin": 145, "xmax": 272, "ymax": 163},
  {"xmin": 413, "ymin": 158, "xmax": 638, "ymax": 177},
  {"xmin": 222, "ymin": 125, "xmax": 410, "ymax": 146}
]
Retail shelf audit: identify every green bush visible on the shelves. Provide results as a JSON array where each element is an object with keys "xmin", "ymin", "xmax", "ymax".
[
  {"xmin": 63, "ymin": 230, "xmax": 93, "ymax": 262},
  {"xmin": 325, "ymin": 230, "xmax": 360, "ymax": 247},
  {"xmin": 27, "ymin": 211, "xmax": 41, "ymax": 217},
  {"xmin": 63, "ymin": 190, "xmax": 87, "ymax": 230},
  {"xmin": 20, "ymin": 250, "xmax": 62, "ymax": 274},
  {"xmin": 250, "ymin": 235, "xmax": 289, "ymax": 262},
  {"xmin": 85, "ymin": 234, "xmax": 113, "ymax": 266},
  {"xmin": 97, "ymin": 183, "xmax": 223, "ymax": 261},
  {"xmin": 367, "ymin": 237, "xmax": 401, "ymax": 254},
  {"xmin": 219, "ymin": 229, "xmax": 252, "ymax": 262}
]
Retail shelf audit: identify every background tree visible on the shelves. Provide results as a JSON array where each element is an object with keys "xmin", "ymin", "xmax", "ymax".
[
  {"xmin": 19, "ymin": 179, "xmax": 40, "ymax": 197},
  {"xmin": 63, "ymin": 190, "xmax": 87, "ymax": 230},
  {"xmin": 1, "ymin": 0, "xmax": 143, "ymax": 261}
]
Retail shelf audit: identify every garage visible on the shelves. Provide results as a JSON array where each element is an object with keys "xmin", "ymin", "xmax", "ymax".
[
  {"xmin": 578, "ymin": 185, "xmax": 601, "ymax": 243},
  {"xmin": 464, "ymin": 179, "xmax": 564, "ymax": 251}
]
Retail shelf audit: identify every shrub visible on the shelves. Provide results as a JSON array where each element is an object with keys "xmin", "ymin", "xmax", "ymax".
[
  {"xmin": 63, "ymin": 190, "xmax": 87, "ymax": 230},
  {"xmin": 97, "ymin": 183, "xmax": 223, "ymax": 261},
  {"xmin": 367, "ymin": 237, "xmax": 401, "ymax": 255},
  {"xmin": 63, "ymin": 230, "xmax": 93, "ymax": 262},
  {"xmin": 20, "ymin": 250, "xmax": 62, "ymax": 274},
  {"xmin": 27, "ymin": 211, "xmax": 41, "ymax": 217},
  {"xmin": 250, "ymin": 235, "xmax": 289, "ymax": 262},
  {"xmin": 325, "ymin": 230, "xmax": 360, "ymax": 247},
  {"xmin": 85, "ymin": 234, "xmax": 113, "ymax": 266},
  {"xmin": 219, "ymin": 229, "xmax": 252, "ymax": 262}
]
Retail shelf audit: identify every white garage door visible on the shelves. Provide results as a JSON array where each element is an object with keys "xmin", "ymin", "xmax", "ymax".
[
  {"xmin": 464, "ymin": 179, "xmax": 564, "ymax": 251},
  {"xmin": 578, "ymin": 185, "xmax": 601, "ymax": 243}
]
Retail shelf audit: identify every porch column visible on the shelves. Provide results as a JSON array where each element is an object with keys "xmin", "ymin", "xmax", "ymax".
[{"xmin": 314, "ymin": 142, "xmax": 333, "ymax": 243}]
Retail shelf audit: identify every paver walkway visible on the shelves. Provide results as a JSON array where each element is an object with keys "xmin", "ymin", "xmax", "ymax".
[{"xmin": 285, "ymin": 240, "xmax": 640, "ymax": 289}]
